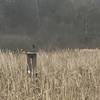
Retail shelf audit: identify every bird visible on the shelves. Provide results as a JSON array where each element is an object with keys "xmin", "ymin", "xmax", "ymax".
[{"xmin": 32, "ymin": 44, "xmax": 35, "ymax": 49}]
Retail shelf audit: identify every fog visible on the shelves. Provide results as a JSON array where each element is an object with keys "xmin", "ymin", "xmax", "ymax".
[{"xmin": 0, "ymin": 0, "xmax": 100, "ymax": 50}]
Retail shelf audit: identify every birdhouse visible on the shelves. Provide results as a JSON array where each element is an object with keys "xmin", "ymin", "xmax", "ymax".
[{"xmin": 26, "ymin": 45, "xmax": 37, "ymax": 78}]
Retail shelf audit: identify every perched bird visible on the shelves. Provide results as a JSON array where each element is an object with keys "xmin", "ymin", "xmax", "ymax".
[{"xmin": 32, "ymin": 44, "xmax": 35, "ymax": 49}]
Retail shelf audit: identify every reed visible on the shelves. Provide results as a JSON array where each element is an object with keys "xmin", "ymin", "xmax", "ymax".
[{"xmin": 0, "ymin": 49, "xmax": 100, "ymax": 100}]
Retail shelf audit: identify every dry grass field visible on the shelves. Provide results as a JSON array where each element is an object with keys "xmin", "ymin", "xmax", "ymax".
[{"xmin": 0, "ymin": 49, "xmax": 100, "ymax": 100}]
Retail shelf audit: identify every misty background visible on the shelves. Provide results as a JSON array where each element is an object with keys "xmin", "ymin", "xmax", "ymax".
[{"xmin": 0, "ymin": 0, "xmax": 100, "ymax": 50}]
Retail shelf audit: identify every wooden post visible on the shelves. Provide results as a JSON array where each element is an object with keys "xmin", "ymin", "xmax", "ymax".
[{"xmin": 26, "ymin": 45, "xmax": 37, "ymax": 78}]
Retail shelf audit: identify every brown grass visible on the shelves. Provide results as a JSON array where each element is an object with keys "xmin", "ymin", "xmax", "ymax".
[{"xmin": 0, "ymin": 49, "xmax": 100, "ymax": 100}]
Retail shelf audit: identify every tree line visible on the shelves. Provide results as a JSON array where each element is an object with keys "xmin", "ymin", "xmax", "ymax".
[{"xmin": 0, "ymin": 0, "xmax": 100, "ymax": 49}]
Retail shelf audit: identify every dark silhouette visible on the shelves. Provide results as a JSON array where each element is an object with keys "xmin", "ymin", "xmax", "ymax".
[{"xmin": 32, "ymin": 44, "xmax": 35, "ymax": 49}]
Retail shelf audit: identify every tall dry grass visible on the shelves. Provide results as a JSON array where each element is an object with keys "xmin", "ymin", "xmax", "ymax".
[{"xmin": 0, "ymin": 49, "xmax": 100, "ymax": 100}]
